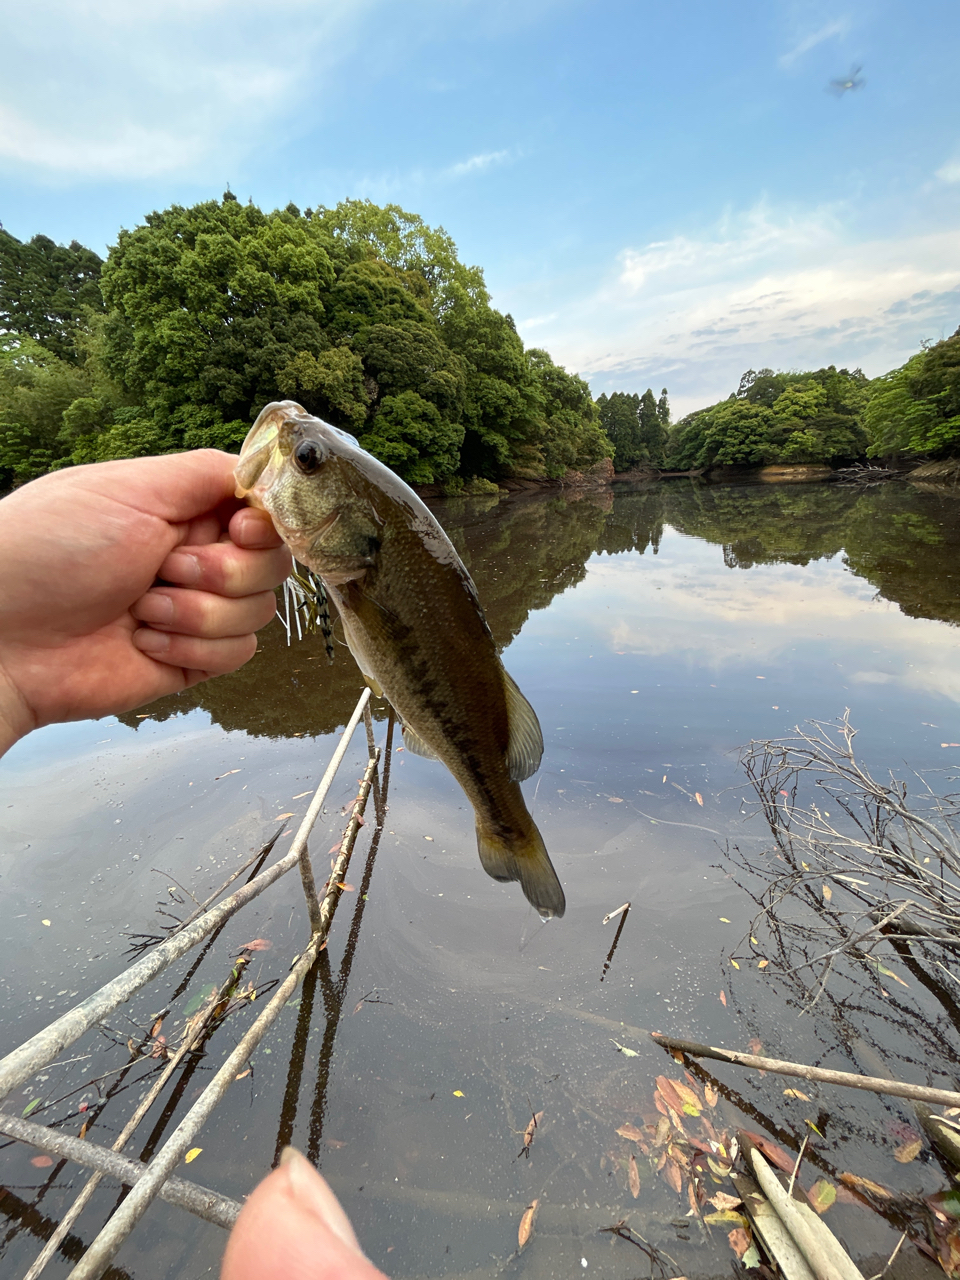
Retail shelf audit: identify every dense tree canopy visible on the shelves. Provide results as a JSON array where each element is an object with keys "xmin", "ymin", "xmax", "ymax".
[
  {"xmin": 596, "ymin": 385, "xmax": 670, "ymax": 470},
  {"xmin": 666, "ymin": 365, "xmax": 870, "ymax": 470},
  {"xmin": 0, "ymin": 196, "xmax": 610, "ymax": 489},
  {"xmin": 0, "ymin": 230, "xmax": 104, "ymax": 363},
  {"xmin": 864, "ymin": 327, "xmax": 960, "ymax": 459}
]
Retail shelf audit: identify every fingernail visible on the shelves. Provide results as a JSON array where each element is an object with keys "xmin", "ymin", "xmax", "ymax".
[
  {"xmin": 133, "ymin": 592, "xmax": 174, "ymax": 625},
  {"xmin": 162, "ymin": 552, "xmax": 200, "ymax": 585},
  {"xmin": 133, "ymin": 628, "xmax": 170, "ymax": 655},
  {"xmin": 235, "ymin": 511, "xmax": 278, "ymax": 548},
  {"xmin": 279, "ymin": 1147, "xmax": 362, "ymax": 1253}
]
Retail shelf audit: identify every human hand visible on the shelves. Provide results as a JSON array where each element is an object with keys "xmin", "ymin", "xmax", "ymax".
[
  {"xmin": 222, "ymin": 1148, "xmax": 389, "ymax": 1280},
  {"xmin": 0, "ymin": 450, "xmax": 291, "ymax": 754}
]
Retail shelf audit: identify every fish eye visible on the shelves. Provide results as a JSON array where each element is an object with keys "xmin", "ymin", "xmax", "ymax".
[{"xmin": 293, "ymin": 440, "xmax": 323, "ymax": 475}]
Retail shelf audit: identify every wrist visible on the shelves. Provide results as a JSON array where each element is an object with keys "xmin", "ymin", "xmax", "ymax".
[{"xmin": 0, "ymin": 659, "xmax": 34, "ymax": 759}]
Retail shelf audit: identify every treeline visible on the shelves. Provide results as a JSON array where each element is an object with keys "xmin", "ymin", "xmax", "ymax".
[{"xmin": 0, "ymin": 196, "xmax": 611, "ymax": 489}]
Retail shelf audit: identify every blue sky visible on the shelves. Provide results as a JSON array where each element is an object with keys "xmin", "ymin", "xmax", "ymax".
[{"xmin": 1, "ymin": 0, "xmax": 958, "ymax": 414}]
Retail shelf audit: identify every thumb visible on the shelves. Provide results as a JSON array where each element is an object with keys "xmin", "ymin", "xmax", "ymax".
[{"xmin": 221, "ymin": 1147, "xmax": 389, "ymax": 1280}]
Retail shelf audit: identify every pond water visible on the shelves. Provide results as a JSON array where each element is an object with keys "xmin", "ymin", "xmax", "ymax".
[{"xmin": 2, "ymin": 477, "xmax": 960, "ymax": 1280}]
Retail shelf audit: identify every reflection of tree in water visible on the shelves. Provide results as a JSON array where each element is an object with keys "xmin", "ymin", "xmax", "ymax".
[{"xmin": 120, "ymin": 480, "xmax": 960, "ymax": 739}]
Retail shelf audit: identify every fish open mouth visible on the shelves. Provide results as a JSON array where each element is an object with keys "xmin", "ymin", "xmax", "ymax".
[{"xmin": 235, "ymin": 401, "xmax": 312, "ymax": 500}]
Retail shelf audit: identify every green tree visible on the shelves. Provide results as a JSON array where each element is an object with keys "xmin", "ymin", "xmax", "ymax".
[
  {"xmin": 597, "ymin": 391, "xmax": 643, "ymax": 471},
  {"xmin": 865, "ymin": 330, "xmax": 960, "ymax": 458},
  {"xmin": 0, "ymin": 230, "xmax": 104, "ymax": 363},
  {"xmin": 638, "ymin": 387, "xmax": 667, "ymax": 465}
]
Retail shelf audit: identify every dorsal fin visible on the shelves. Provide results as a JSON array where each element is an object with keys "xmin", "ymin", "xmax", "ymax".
[
  {"xmin": 503, "ymin": 671, "xmax": 544, "ymax": 781},
  {"xmin": 401, "ymin": 721, "xmax": 438, "ymax": 761}
]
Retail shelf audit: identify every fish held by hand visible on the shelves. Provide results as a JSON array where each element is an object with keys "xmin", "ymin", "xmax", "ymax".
[{"xmin": 236, "ymin": 400, "xmax": 565, "ymax": 918}]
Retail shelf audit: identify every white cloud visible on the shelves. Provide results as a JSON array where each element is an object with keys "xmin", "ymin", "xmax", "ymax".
[
  {"xmin": 511, "ymin": 202, "xmax": 960, "ymax": 415},
  {"xmin": 779, "ymin": 19, "xmax": 849, "ymax": 67},
  {"xmin": 445, "ymin": 149, "xmax": 511, "ymax": 178},
  {"xmin": 936, "ymin": 157, "xmax": 960, "ymax": 184},
  {"xmin": 0, "ymin": 0, "xmax": 376, "ymax": 180}
]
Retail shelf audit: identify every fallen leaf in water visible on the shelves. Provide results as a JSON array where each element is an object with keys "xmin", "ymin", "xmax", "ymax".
[
  {"xmin": 235, "ymin": 1070, "xmax": 251, "ymax": 1081},
  {"xmin": 628, "ymin": 1154, "xmax": 640, "ymax": 1198},
  {"xmin": 22, "ymin": 1099, "xmax": 41, "ymax": 1118},
  {"xmin": 214, "ymin": 769, "xmax": 242, "ymax": 779},
  {"xmin": 78, "ymin": 1102, "xmax": 88, "ymax": 1113},
  {"xmin": 150, "ymin": 1018, "xmax": 163, "ymax": 1038},
  {"xmin": 804, "ymin": 1119, "xmax": 824, "ymax": 1137},
  {"xmin": 695, "ymin": 793, "xmax": 703, "ymax": 806},
  {"xmin": 839, "ymin": 1171, "xmax": 893, "ymax": 1198},
  {"xmin": 336, "ymin": 883, "xmax": 356, "ymax": 892},
  {"xmin": 30, "ymin": 1155, "xmax": 53, "ymax": 1168},
  {"xmin": 704, "ymin": 1085, "xmax": 718, "ymax": 1108},
  {"xmin": 150, "ymin": 1035, "xmax": 167, "ymax": 1059},
  {"xmin": 939, "ymin": 1227, "xmax": 960, "ymax": 1276},
  {"xmin": 710, "ymin": 1192, "xmax": 742, "ymax": 1210},
  {"xmin": 822, "ymin": 883, "xmax": 833, "ymax": 901},
  {"xmin": 127, "ymin": 1037, "xmax": 138, "ymax": 1055},
  {"xmin": 705, "ymin": 1209, "xmax": 745, "ymax": 1225},
  {"xmin": 453, "ymin": 1090, "xmax": 465, "ymax": 1097},
  {"xmin": 719, "ymin": 990, "xmax": 727, "ymax": 1006},
  {"xmin": 608, "ymin": 796, "xmax": 624, "ymax": 803},
  {"xmin": 185, "ymin": 1148, "xmax": 202, "ymax": 1164},
  {"xmin": 783, "ymin": 1089, "xmax": 811, "ymax": 1100},
  {"xmin": 748, "ymin": 1038, "xmax": 763, "ymax": 1055},
  {"xmin": 719, "ymin": 917, "xmax": 731, "ymax": 923},
  {"xmin": 894, "ymin": 1137, "xmax": 923, "ymax": 1164},
  {"xmin": 518, "ymin": 1199, "xmax": 539, "ymax": 1249},
  {"xmin": 617, "ymin": 1123, "xmax": 645, "ymax": 1143},
  {"xmin": 424, "ymin": 835, "xmax": 433, "ymax": 841},
  {"xmin": 741, "ymin": 1132, "xmax": 794, "ymax": 1174},
  {"xmin": 78, "ymin": 1121, "xmax": 89, "ymax": 1140},
  {"xmin": 657, "ymin": 1077, "xmax": 702, "ymax": 1117},
  {"xmin": 239, "ymin": 939, "xmax": 272, "ymax": 952},
  {"xmin": 808, "ymin": 1180, "xmax": 836, "ymax": 1214},
  {"xmin": 758, "ymin": 959, "xmax": 769, "ymax": 969},
  {"xmin": 41, "ymin": 919, "xmax": 50, "ymax": 927},
  {"xmin": 663, "ymin": 1158, "xmax": 683, "ymax": 1194},
  {"xmin": 728, "ymin": 1228, "xmax": 751, "ymax": 1260},
  {"xmin": 610, "ymin": 1039, "xmax": 639, "ymax": 1057},
  {"xmin": 730, "ymin": 959, "xmax": 740, "ymax": 969},
  {"xmin": 522, "ymin": 1111, "xmax": 543, "ymax": 1149},
  {"xmin": 275, "ymin": 812, "xmax": 294, "ymax": 820}
]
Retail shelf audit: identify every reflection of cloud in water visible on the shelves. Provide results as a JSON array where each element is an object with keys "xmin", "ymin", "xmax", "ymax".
[{"xmin": 567, "ymin": 530, "xmax": 960, "ymax": 704}]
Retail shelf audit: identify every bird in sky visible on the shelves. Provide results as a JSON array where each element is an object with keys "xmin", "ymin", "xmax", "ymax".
[{"xmin": 829, "ymin": 65, "xmax": 865, "ymax": 96}]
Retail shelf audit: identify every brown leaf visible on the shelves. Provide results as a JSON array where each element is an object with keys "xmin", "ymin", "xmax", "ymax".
[
  {"xmin": 239, "ymin": 939, "xmax": 273, "ymax": 951},
  {"xmin": 150, "ymin": 1035, "xmax": 167, "ymax": 1059},
  {"xmin": 30, "ymin": 1155, "xmax": 53, "ymax": 1168},
  {"xmin": 740, "ymin": 1131, "xmax": 795, "ymax": 1175},
  {"xmin": 628, "ymin": 1154, "xmax": 641, "ymax": 1198},
  {"xmin": 523, "ymin": 1111, "xmax": 544, "ymax": 1147},
  {"xmin": 518, "ymin": 1199, "xmax": 539, "ymax": 1250},
  {"xmin": 657, "ymin": 1076, "xmax": 701, "ymax": 1117},
  {"xmin": 617, "ymin": 1122, "xmax": 645, "ymax": 1143},
  {"xmin": 608, "ymin": 795, "xmax": 624, "ymax": 803},
  {"xmin": 704, "ymin": 1085, "xmax": 719, "ymax": 1108},
  {"xmin": 719, "ymin": 989, "xmax": 727, "ymax": 1006},
  {"xmin": 695, "ymin": 792, "xmax": 704, "ymax": 806},
  {"xmin": 783, "ymin": 1088, "xmax": 811, "ymax": 1100},
  {"xmin": 275, "ymin": 812, "xmax": 294, "ymax": 820},
  {"xmin": 728, "ymin": 1227, "xmax": 751, "ymax": 1260},
  {"xmin": 150, "ymin": 1018, "xmax": 163, "ymax": 1038},
  {"xmin": 894, "ymin": 1137, "xmax": 923, "ymax": 1164},
  {"xmin": 710, "ymin": 1192, "xmax": 742, "ymax": 1210},
  {"xmin": 336, "ymin": 883, "xmax": 356, "ymax": 892},
  {"xmin": 839, "ymin": 1171, "xmax": 893, "ymax": 1198},
  {"xmin": 78, "ymin": 1120, "xmax": 89, "ymax": 1141},
  {"xmin": 808, "ymin": 1180, "xmax": 836, "ymax": 1214},
  {"xmin": 235, "ymin": 1069, "xmax": 251, "ymax": 1081},
  {"xmin": 940, "ymin": 1227, "xmax": 960, "ymax": 1277},
  {"xmin": 663, "ymin": 1158, "xmax": 684, "ymax": 1194}
]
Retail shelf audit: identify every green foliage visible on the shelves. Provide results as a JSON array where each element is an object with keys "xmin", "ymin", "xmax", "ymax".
[
  {"xmin": 864, "ymin": 329, "xmax": 960, "ymax": 458},
  {"xmin": 0, "ymin": 230, "xmax": 104, "ymax": 363},
  {"xmin": 667, "ymin": 366, "xmax": 869, "ymax": 470},
  {"xmin": 360, "ymin": 390, "xmax": 463, "ymax": 484},
  {"xmin": 0, "ymin": 335, "xmax": 96, "ymax": 483}
]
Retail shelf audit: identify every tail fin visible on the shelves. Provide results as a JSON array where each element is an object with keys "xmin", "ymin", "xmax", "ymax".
[{"xmin": 476, "ymin": 820, "xmax": 566, "ymax": 919}]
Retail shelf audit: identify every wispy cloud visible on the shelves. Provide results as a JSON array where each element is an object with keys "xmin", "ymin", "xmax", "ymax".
[
  {"xmin": 0, "ymin": 0, "xmax": 377, "ymax": 180},
  {"xmin": 779, "ymin": 18, "xmax": 849, "ymax": 67},
  {"xmin": 445, "ymin": 149, "xmax": 511, "ymax": 178},
  {"xmin": 509, "ymin": 201, "xmax": 960, "ymax": 416},
  {"xmin": 936, "ymin": 156, "xmax": 960, "ymax": 184}
]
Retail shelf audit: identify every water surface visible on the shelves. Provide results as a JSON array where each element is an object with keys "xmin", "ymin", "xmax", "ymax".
[{"xmin": 2, "ymin": 478, "xmax": 959, "ymax": 1279}]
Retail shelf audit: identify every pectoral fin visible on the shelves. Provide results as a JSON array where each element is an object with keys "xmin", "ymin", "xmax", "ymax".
[
  {"xmin": 503, "ymin": 671, "xmax": 544, "ymax": 782},
  {"xmin": 401, "ymin": 722, "xmax": 438, "ymax": 761}
]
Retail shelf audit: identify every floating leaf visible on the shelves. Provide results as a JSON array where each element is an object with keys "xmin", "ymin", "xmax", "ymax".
[
  {"xmin": 750, "ymin": 935, "xmax": 758, "ymax": 945},
  {"xmin": 748, "ymin": 1038, "xmax": 763, "ymax": 1055},
  {"xmin": 822, "ymin": 884, "xmax": 833, "ymax": 901},
  {"xmin": 742, "ymin": 1243, "xmax": 761, "ymax": 1268},
  {"xmin": 336, "ymin": 883, "xmax": 356, "ymax": 892},
  {"xmin": 704, "ymin": 1085, "xmax": 718, "ymax": 1108},
  {"xmin": 617, "ymin": 1123, "xmax": 645, "ymax": 1143},
  {"xmin": 719, "ymin": 917, "xmax": 730, "ymax": 923},
  {"xmin": 627, "ymin": 1154, "xmax": 641, "ymax": 1198},
  {"xmin": 150, "ymin": 1018, "xmax": 163, "ymax": 1038},
  {"xmin": 719, "ymin": 990, "xmax": 727, "ymax": 1006},
  {"xmin": 185, "ymin": 1148, "xmax": 202, "ymax": 1164},
  {"xmin": 78, "ymin": 1120, "xmax": 89, "ymax": 1140},
  {"xmin": 727, "ymin": 1227, "xmax": 751, "ymax": 1260},
  {"xmin": 839, "ymin": 1171, "xmax": 893, "ymax": 1198},
  {"xmin": 657, "ymin": 1076, "xmax": 701, "ymax": 1117},
  {"xmin": 22, "ymin": 1099, "xmax": 41, "ymax": 1118},
  {"xmin": 518, "ymin": 1199, "xmax": 539, "ymax": 1250},
  {"xmin": 235, "ymin": 1069, "xmax": 251, "ymax": 1081},
  {"xmin": 41, "ymin": 919, "xmax": 51, "ymax": 927},
  {"xmin": 758, "ymin": 959, "xmax": 769, "ymax": 969},
  {"xmin": 608, "ymin": 796, "xmax": 624, "ymax": 803},
  {"xmin": 894, "ymin": 1137, "xmax": 923, "ymax": 1164},
  {"xmin": 663, "ymin": 1158, "xmax": 683, "ymax": 1194},
  {"xmin": 804, "ymin": 1119, "xmax": 824, "ymax": 1137},
  {"xmin": 741, "ymin": 1131, "xmax": 794, "ymax": 1174},
  {"xmin": 730, "ymin": 959, "xmax": 740, "ymax": 970},
  {"xmin": 705, "ymin": 1209, "xmax": 746, "ymax": 1225},
  {"xmin": 274, "ymin": 812, "xmax": 294, "ymax": 820},
  {"xmin": 710, "ymin": 1192, "xmax": 742, "ymax": 1210},
  {"xmin": 523, "ymin": 1111, "xmax": 543, "ymax": 1149},
  {"xmin": 695, "ymin": 793, "xmax": 703, "ymax": 806},
  {"xmin": 453, "ymin": 1090, "xmax": 465, "ymax": 1097},
  {"xmin": 808, "ymin": 1180, "xmax": 836, "ymax": 1214},
  {"xmin": 78, "ymin": 1102, "xmax": 88, "ymax": 1113},
  {"xmin": 610, "ymin": 1039, "xmax": 639, "ymax": 1057},
  {"xmin": 783, "ymin": 1089, "xmax": 811, "ymax": 1100},
  {"xmin": 239, "ymin": 939, "xmax": 272, "ymax": 952},
  {"xmin": 30, "ymin": 1155, "xmax": 53, "ymax": 1168}
]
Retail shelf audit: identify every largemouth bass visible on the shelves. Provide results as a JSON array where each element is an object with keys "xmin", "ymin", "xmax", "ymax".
[{"xmin": 235, "ymin": 400, "xmax": 565, "ymax": 918}]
